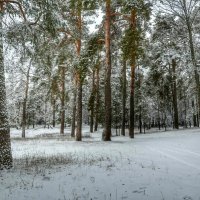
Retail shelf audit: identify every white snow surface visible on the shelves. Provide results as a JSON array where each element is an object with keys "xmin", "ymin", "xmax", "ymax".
[{"xmin": 1, "ymin": 127, "xmax": 200, "ymax": 200}]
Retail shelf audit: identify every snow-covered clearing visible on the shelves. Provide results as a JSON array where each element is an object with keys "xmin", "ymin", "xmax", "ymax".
[{"xmin": 1, "ymin": 127, "xmax": 200, "ymax": 200}]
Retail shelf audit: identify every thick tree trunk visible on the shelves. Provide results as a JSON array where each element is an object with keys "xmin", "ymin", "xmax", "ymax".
[
  {"xmin": 129, "ymin": 61, "xmax": 135, "ymax": 138},
  {"xmin": 103, "ymin": 0, "xmax": 112, "ymax": 141},
  {"xmin": 0, "ymin": 13, "xmax": 12, "ymax": 169},
  {"xmin": 129, "ymin": 10, "xmax": 136, "ymax": 139},
  {"xmin": 60, "ymin": 66, "xmax": 65, "ymax": 135},
  {"xmin": 75, "ymin": 76, "xmax": 82, "ymax": 141},
  {"xmin": 121, "ymin": 59, "xmax": 126, "ymax": 136},
  {"xmin": 172, "ymin": 59, "xmax": 179, "ymax": 129}
]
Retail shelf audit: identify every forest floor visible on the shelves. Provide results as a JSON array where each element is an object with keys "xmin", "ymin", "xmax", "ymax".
[{"xmin": 1, "ymin": 126, "xmax": 200, "ymax": 200}]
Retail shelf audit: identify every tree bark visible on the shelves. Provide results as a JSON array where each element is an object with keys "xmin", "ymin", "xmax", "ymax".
[
  {"xmin": 103, "ymin": 0, "xmax": 112, "ymax": 141},
  {"xmin": 129, "ymin": 10, "xmax": 136, "ymax": 138},
  {"xmin": 71, "ymin": 85, "xmax": 77, "ymax": 137},
  {"xmin": 60, "ymin": 66, "xmax": 65, "ymax": 135},
  {"xmin": 94, "ymin": 65, "xmax": 100, "ymax": 132},
  {"xmin": 21, "ymin": 65, "xmax": 30, "ymax": 138},
  {"xmin": 89, "ymin": 70, "xmax": 95, "ymax": 133},
  {"xmin": 52, "ymin": 98, "xmax": 56, "ymax": 127},
  {"xmin": 172, "ymin": 59, "xmax": 179, "ymax": 129},
  {"xmin": 121, "ymin": 59, "xmax": 126, "ymax": 136},
  {"xmin": 0, "ymin": 13, "xmax": 12, "ymax": 169},
  {"xmin": 75, "ymin": 75, "xmax": 82, "ymax": 141}
]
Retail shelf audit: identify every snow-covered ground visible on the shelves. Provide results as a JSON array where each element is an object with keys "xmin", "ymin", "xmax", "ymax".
[{"xmin": 1, "ymin": 127, "xmax": 200, "ymax": 200}]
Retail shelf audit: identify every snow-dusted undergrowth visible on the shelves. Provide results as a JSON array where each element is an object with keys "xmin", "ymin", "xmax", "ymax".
[{"xmin": 1, "ymin": 127, "xmax": 200, "ymax": 200}]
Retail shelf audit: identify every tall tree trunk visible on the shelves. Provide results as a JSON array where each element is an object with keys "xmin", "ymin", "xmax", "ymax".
[
  {"xmin": 75, "ymin": 7, "xmax": 83, "ymax": 141},
  {"xmin": 60, "ymin": 66, "xmax": 65, "ymax": 135},
  {"xmin": 0, "ymin": 13, "xmax": 12, "ymax": 169},
  {"xmin": 172, "ymin": 59, "xmax": 179, "ymax": 129},
  {"xmin": 75, "ymin": 75, "xmax": 82, "ymax": 141},
  {"xmin": 71, "ymin": 85, "xmax": 77, "ymax": 137},
  {"xmin": 94, "ymin": 65, "xmax": 100, "ymax": 132},
  {"xmin": 103, "ymin": 0, "xmax": 112, "ymax": 141},
  {"xmin": 186, "ymin": 19, "xmax": 200, "ymax": 127},
  {"xmin": 89, "ymin": 70, "xmax": 95, "ymax": 133},
  {"xmin": 22, "ymin": 66, "xmax": 30, "ymax": 138},
  {"xmin": 121, "ymin": 59, "xmax": 126, "ymax": 136},
  {"xmin": 129, "ymin": 10, "xmax": 136, "ymax": 138}
]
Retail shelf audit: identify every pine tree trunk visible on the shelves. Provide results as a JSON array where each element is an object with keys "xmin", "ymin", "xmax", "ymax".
[
  {"xmin": 129, "ymin": 10, "xmax": 136, "ymax": 139},
  {"xmin": 103, "ymin": 0, "xmax": 112, "ymax": 141},
  {"xmin": 172, "ymin": 59, "xmax": 179, "ymax": 129},
  {"xmin": 94, "ymin": 65, "xmax": 100, "ymax": 132},
  {"xmin": 186, "ymin": 20, "xmax": 200, "ymax": 127},
  {"xmin": 21, "ymin": 66, "xmax": 30, "ymax": 138},
  {"xmin": 0, "ymin": 13, "xmax": 12, "ymax": 169},
  {"xmin": 52, "ymin": 99, "xmax": 56, "ymax": 127},
  {"xmin": 75, "ymin": 75, "xmax": 82, "ymax": 141},
  {"xmin": 121, "ymin": 59, "xmax": 126, "ymax": 136},
  {"xmin": 90, "ymin": 70, "xmax": 95, "ymax": 133},
  {"xmin": 71, "ymin": 86, "xmax": 77, "ymax": 137},
  {"xmin": 129, "ymin": 61, "xmax": 135, "ymax": 138},
  {"xmin": 60, "ymin": 66, "xmax": 65, "ymax": 135}
]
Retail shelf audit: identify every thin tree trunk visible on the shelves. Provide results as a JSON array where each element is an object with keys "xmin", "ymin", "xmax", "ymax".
[
  {"xmin": 71, "ymin": 85, "xmax": 77, "ymax": 137},
  {"xmin": 60, "ymin": 66, "xmax": 65, "ymax": 135},
  {"xmin": 0, "ymin": 13, "xmax": 12, "ymax": 169},
  {"xmin": 172, "ymin": 59, "xmax": 179, "ymax": 129},
  {"xmin": 121, "ymin": 59, "xmax": 126, "ymax": 136},
  {"xmin": 22, "ymin": 66, "xmax": 30, "ymax": 138},
  {"xmin": 94, "ymin": 65, "xmax": 100, "ymax": 132},
  {"xmin": 103, "ymin": 0, "xmax": 112, "ymax": 141},
  {"xmin": 89, "ymin": 70, "xmax": 95, "ymax": 133},
  {"xmin": 52, "ymin": 99, "xmax": 56, "ymax": 127}
]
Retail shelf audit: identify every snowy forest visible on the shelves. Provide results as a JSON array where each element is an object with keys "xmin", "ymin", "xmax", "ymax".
[{"xmin": 1, "ymin": 0, "xmax": 200, "ymax": 200}]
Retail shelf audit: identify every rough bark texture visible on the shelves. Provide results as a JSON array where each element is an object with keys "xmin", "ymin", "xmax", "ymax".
[
  {"xmin": 172, "ymin": 59, "xmax": 179, "ymax": 129},
  {"xmin": 129, "ymin": 10, "xmax": 136, "ymax": 139},
  {"xmin": 75, "ymin": 75, "xmax": 82, "ymax": 141},
  {"xmin": 121, "ymin": 59, "xmax": 126, "ymax": 136},
  {"xmin": 60, "ymin": 66, "xmax": 65, "ymax": 135},
  {"xmin": 103, "ymin": 0, "xmax": 112, "ymax": 141},
  {"xmin": 0, "ymin": 13, "xmax": 13, "ymax": 169}
]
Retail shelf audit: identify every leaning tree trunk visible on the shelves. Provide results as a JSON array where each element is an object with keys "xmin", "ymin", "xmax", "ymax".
[
  {"xmin": 172, "ymin": 59, "xmax": 179, "ymax": 129},
  {"xmin": 60, "ymin": 66, "xmax": 65, "ymax": 135},
  {"xmin": 0, "ymin": 13, "xmax": 13, "ymax": 169},
  {"xmin": 121, "ymin": 59, "xmax": 126, "ymax": 136},
  {"xmin": 103, "ymin": 0, "xmax": 112, "ymax": 141}
]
